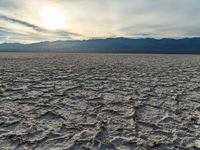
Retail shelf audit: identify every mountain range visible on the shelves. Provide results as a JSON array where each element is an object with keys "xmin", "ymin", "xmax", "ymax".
[{"xmin": 0, "ymin": 38, "xmax": 200, "ymax": 54}]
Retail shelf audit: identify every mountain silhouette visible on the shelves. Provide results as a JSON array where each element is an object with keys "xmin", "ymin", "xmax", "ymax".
[{"xmin": 1, "ymin": 37, "xmax": 200, "ymax": 54}]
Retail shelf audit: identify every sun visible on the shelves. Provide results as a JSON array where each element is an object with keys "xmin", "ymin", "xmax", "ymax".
[{"xmin": 41, "ymin": 6, "xmax": 66, "ymax": 30}]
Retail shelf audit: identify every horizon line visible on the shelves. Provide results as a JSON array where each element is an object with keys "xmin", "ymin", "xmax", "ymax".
[{"xmin": 1, "ymin": 36, "xmax": 200, "ymax": 45}]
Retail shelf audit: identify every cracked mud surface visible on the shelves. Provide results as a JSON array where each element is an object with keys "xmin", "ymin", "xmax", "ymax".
[{"xmin": 0, "ymin": 53, "xmax": 200, "ymax": 150}]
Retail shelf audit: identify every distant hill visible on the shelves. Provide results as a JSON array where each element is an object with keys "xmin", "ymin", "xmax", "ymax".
[{"xmin": 0, "ymin": 38, "xmax": 200, "ymax": 54}]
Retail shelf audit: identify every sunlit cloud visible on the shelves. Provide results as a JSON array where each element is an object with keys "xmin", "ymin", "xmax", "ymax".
[{"xmin": 0, "ymin": 0, "xmax": 200, "ymax": 43}]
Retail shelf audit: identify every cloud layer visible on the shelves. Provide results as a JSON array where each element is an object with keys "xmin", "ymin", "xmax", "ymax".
[{"xmin": 0, "ymin": 0, "xmax": 200, "ymax": 43}]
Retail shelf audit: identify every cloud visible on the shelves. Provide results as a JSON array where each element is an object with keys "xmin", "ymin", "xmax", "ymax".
[
  {"xmin": 0, "ymin": 0, "xmax": 18, "ymax": 8},
  {"xmin": 0, "ymin": 14, "xmax": 82, "ymax": 41},
  {"xmin": 0, "ymin": 27, "xmax": 27, "ymax": 36},
  {"xmin": 1, "ymin": 0, "xmax": 200, "ymax": 43},
  {"xmin": 0, "ymin": 15, "xmax": 46, "ymax": 32}
]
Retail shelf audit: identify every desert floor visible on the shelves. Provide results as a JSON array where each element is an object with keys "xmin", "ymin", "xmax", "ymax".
[{"xmin": 0, "ymin": 53, "xmax": 200, "ymax": 150}]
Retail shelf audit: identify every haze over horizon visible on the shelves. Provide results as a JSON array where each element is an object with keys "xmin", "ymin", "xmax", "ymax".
[{"xmin": 1, "ymin": 0, "xmax": 200, "ymax": 44}]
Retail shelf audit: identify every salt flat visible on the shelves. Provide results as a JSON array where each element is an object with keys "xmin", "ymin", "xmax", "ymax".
[{"xmin": 0, "ymin": 53, "xmax": 199, "ymax": 150}]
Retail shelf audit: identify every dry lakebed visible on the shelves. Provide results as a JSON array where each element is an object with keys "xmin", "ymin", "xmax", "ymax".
[{"xmin": 0, "ymin": 53, "xmax": 200, "ymax": 150}]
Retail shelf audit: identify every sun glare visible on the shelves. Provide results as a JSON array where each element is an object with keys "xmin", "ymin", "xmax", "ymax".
[{"xmin": 41, "ymin": 6, "xmax": 66, "ymax": 30}]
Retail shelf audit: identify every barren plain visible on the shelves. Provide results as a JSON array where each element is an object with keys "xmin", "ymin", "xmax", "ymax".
[{"xmin": 0, "ymin": 53, "xmax": 200, "ymax": 150}]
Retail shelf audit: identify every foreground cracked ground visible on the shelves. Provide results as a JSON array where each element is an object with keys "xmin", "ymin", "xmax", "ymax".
[{"xmin": 0, "ymin": 53, "xmax": 200, "ymax": 150}]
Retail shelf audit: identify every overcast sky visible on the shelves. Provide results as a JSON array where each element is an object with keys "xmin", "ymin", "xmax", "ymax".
[{"xmin": 0, "ymin": 0, "xmax": 200, "ymax": 43}]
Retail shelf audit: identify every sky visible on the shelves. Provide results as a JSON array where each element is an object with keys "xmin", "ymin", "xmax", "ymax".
[{"xmin": 0, "ymin": 0, "xmax": 200, "ymax": 43}]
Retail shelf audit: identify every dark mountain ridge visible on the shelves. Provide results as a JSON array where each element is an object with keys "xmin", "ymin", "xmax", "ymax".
[{"xmin": 0, "ymin": 37, "xmax": 200, "ymax": 53}]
